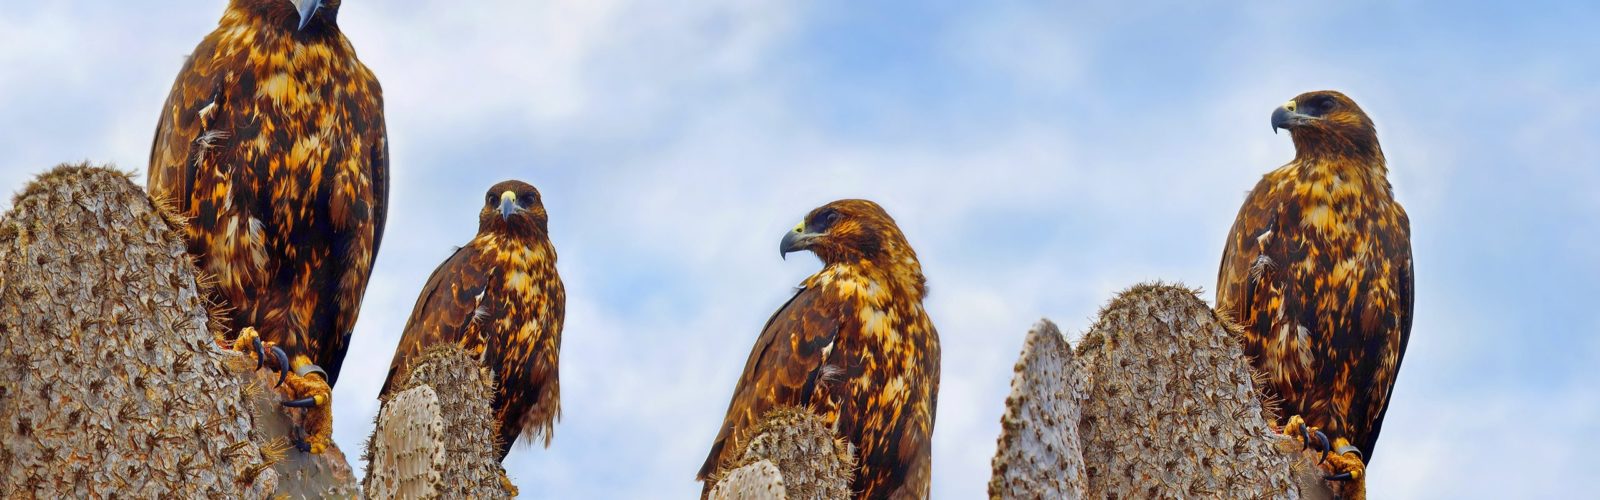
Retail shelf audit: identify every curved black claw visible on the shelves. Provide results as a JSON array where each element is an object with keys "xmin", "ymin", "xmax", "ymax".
[
  {"xmin": 270, "ymin": 346, "xmax": 290, "ymax": 388},
  {"xmin": 252, "ymin": 337, "xmax": 266, "ymax": 370},
  {"xmin": 1324, "ymin": 472, "xmax": 1354, "ymax": 482},
  {"xmin": 1313, "ymin": 430, "xmax": 1331, "ymax": 465},
  {"xmin": 283, "ymin": 396, "xmax": 320, "ymax": 408}
]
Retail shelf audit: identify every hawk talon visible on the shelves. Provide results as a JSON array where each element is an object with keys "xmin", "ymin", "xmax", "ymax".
[
  {"xmin": 1325, "ymin": 472, "xmax": 1354, "ymax": 482},
  {"xmin": 1313, "ymin": 430, "xmax": 1331, "ymax": 465},
  {"xmin": 270, "ymin": 346, "xmax": 290, "ymax": 388},
  {"xmin": 253, "ymin": 336, "xmax": 266, "ymax": 370}
]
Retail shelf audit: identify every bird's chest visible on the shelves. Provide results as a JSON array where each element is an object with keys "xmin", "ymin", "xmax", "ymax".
[
  {"xmin": 470, "ymin": 242, "xmax": 557, "ymax": 350},
  {"xmin": 1265, "ymin": 170, "xmax": 1379, "ymax": 275},
  {"xmin": 1262, "ymin": 184, "xmax": 1395, "ymax": 348},
  {"xmin": 821, "ymin": 310, "xmax": 929, "ymax": 427},
  {"xmin": 215, "ymin": 42, "xmax": 369, "ymax": 165},
  {"xmin": 205, "ymin": 43, "xmax": 382, "ymax": 235}
]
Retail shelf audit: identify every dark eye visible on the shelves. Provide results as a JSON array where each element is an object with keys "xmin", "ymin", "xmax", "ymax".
[
  {"xmin": 521, "ymin": 194, "xmax": 536, "ymax": 206},
  {"xmin": 486, "ymin": 193, "xmax": 496, "ymax": 205},
  {"xmin": 1311, "ymin": 96, "xmax": 1337, "ymax": 114},
  {"xmin": 809, "ymin": 208, "xmax": 841, "ymax": 231}
]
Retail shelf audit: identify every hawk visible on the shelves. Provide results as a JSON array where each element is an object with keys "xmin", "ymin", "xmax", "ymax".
[
  {"xmin": 380, "ymin": 180, "xmax": 565, "ymax": 459},
  {"xmin": 146, "ymin": 0, "xmax": 387, "ymax": 453},
  {"xmin": 1216, "ymin": 90, "xmax": 1414, "ymax": 499},
  {"xmin": 699, "ymin": 199, "xmax": 941, "ymax": 499}
]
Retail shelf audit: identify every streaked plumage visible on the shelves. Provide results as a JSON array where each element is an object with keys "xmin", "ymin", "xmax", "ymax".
[
  {"xmin": 1216, "ymin": 90, "xmax": 1413, "ymax": 498},
  {"xmin": 381, "ymin": 180, "xmax": 565, "ymax": 459},
  {"xmin": 700, "ymin": 200, "xmax": 940, "ymax": 499},
  {"xmin": 146, "ymin": 0, "xmax": 386, "ymax": 453}
]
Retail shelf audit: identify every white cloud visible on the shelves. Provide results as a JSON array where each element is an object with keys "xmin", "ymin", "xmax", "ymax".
[{"xmin": 2, "ymin": 1, "xmax": 1596, "ymax": 498}]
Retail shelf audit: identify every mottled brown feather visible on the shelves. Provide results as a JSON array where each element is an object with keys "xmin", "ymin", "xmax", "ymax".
[
  {"xmin": 380, "ymin": 180, "xmax": 565, "ymax": 460},
  {"xmin": 1217, "ymin": 91, "xmax": 1413, "ymax": 460},
  {"xmin": 700, "ymin": 200, "xmax": 940, "ymax": 499},
  {"xmin": 146, "ymin": 0, "xmax": 386, "ymax": 386}
]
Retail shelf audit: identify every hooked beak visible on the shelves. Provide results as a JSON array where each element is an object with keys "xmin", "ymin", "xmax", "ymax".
[
  {"xmin": 1271, "ymin": 100, "xmax": 1311, "ymax": 134},
  {"xmin": 289, "ymin": 0, "xmax": 322, "ymax": 31},
  {"xmin": 779, "ymin": 222, "xmax": 820, "ymax": 260},
  {"xmin": 498, "ymin": 191, "xmax": 519, "ymax": 221}
]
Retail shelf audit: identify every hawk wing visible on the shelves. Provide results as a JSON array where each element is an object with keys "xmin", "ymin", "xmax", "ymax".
[
  {"xmin": 148, "ymin": 41, "xmax": 219, "ymax": 216},
  {"xmin": 1218, "ymin": 177, "xmax": 1308, "ymax": 396},
  {"xmin": 698, "ymin": 283, "xmax": 851, "ymax": 480},
  {"xmin": 380, "ymin": 245, "xmax": 491, "ymax": 396},
  {"xmin": 306, "ymin": 60, "xmax": 388, "ymax": 387},
  {"xmin": 1344, "ymin": 207, "xmax": 1413, "ymax": 458}
]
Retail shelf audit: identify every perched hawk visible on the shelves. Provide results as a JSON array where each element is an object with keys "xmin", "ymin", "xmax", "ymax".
[
  {"xmin": 146, "ymin": 0, "xmax": 387, "ymax": 453},
  {"xmin": 699, "ymin": 200, "xmax": 941, "ymax": 499},
  {"xmin": 1216, "ymin": 90, "xmax": 1413, "ymax": 499},
  {"xmin": 380, "ymin": 180, "xmax": 565, "ymax": 459}
]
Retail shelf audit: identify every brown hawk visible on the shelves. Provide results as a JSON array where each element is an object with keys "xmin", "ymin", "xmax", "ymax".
[
  {"xmin": 699, "ymin": 199, "xmax": 941, "ymax": 499},
  {"xmin": 146, "ymin": 0, "xmax": 387, "ymax": 453},
  {"xmin": 1216, "ymin": 90, "xmax": 1414, "ymax": 499},
  {"xmin": 380, "ymin": 180, "xmax": 565, "ymax": 459}
]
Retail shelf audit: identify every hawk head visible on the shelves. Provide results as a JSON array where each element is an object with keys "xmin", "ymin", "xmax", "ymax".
[
  {"xmin": 779, "ymin": 199, "xmax": 917, "ymax": 269},
  {"xmin": 1271, "ymin": 90, "xmax": 1380, "ymax": 159},
  {"xmin": 479, "ymin": 180, "xmax": 549, "ymax": 236},
  {"xmin": 236, "ymin": 0, "xmax": 339, "ymax": 31}
]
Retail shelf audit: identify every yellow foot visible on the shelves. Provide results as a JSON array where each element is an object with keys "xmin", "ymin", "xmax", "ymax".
[
  {"xmin": 228, "ymin": 327, "xmax": 332, "ymax": 454},
  {"xmin": 229, "ymin": 327, "xmax": 292, "ymax": 384},
  {"xmin": 1283, "ymin": 415, "xmax": 1367, "ymax": 500},
  {"xmin": 498, "ymin": 470, "xmax": 520, "ymax": 496},
  {"xmin": 279, "ymin": 361, "xmax": 333, "ymax": 454}
]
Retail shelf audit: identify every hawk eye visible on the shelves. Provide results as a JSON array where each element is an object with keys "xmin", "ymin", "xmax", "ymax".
[
  {"xmin": 486, "ymin": 193, "xmax": 496, "ymax": 205},
  {"xmin": 1310, "ymin": 96, "xmax": 1336, "ymax": 114},
  {"xmin": 809, "ymin": 209, "xmax": 841, "ymax": 231},
  {"xmin": 520, "ymin": 194, "xmax": 536, "ymax": 206}
]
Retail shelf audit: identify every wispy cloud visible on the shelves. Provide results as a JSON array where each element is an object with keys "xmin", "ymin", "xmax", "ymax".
[{"xmin": 1, "ymin": 1, "xmax": 1595, "ymax": 498}]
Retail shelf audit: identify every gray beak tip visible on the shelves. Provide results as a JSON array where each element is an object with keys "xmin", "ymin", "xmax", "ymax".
[
  {"xmin": 499, "ymin": 201, "xmax": 517, "ymax": 221},
  {"xmin": 293, "ymin": 0, "xmax": 322, "ymax": 31},
  {"xmin": 1270, "ymin": 106, "xmax": 1295, "ymax": 134},
  {"xmin": 779, "ymin": 230, "xmax": 808, "ymax": 260}
]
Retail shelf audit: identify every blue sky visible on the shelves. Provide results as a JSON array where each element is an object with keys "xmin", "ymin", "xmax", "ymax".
[{"xmin": 3, "ymin": 1, "xmax": 1597, "ymax": 497}]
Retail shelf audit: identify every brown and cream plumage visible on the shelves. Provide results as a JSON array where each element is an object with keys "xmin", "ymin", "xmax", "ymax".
[
  {"xmin": 146, "ymin": 0, "xmax": 386, "ymax": 453},
  {"xmin": 1216, "ymin": 90, "xmax": 1413, "ymax": 499},
  {"xmin": 699, "ymin": 199, "xmax": 940, "ymax": 499},
  {"xmin": 381, "ymin": 180, "xmax": 565, "ymax": 459}
]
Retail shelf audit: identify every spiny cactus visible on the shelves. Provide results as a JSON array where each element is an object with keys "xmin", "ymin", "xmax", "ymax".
[
  {"xmin": 707, "ymin": 406, "xmax": 854, "ymax": 500},
  {"xmin": 365, "ymin": 385, "xmax": 447, "ymax": 498},
  {"xmin": 989, "ymin": 319, "xmax": 1089, "ymax": 499},
  {"xmin": 709, "ymin": 459, "xmax": 789, "ymax": 500},
  {"xmin": 363, "ymin": 344, "xmax": 514, "ymax": 498},
  {"xmin": 243, "ymin": 367, "xmax": 360, "ymax": 499},
  {"xmin": 1074, "ymin": 283, "xmax": 1306, "ymax": 497},
  {"xmin": 988, "ymin": 282, "xmax": 1333, "ymax": 499},
  {"xmin": 0, "ymin": 164, "xmax": 277, "ymax": 497}
]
